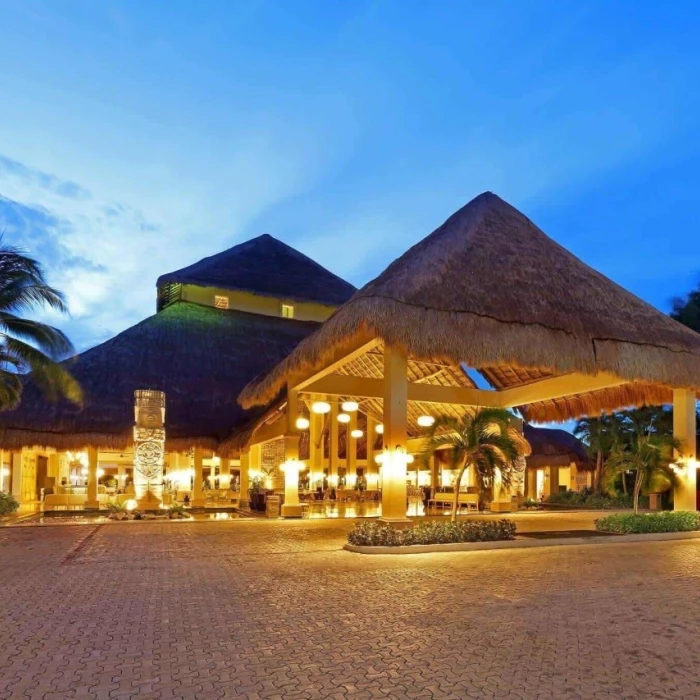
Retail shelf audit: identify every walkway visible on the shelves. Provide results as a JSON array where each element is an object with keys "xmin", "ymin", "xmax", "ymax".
[{"xmin": 1, "ymin": 514, "xmax": 697, "ymax": 699}]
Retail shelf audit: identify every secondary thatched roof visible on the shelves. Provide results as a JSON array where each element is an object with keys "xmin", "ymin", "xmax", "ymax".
[
  {"xmin": 523, "ymin": 424, "xmax": 593, "ymax": 470},
  {"xmin": 157, "ymin": 233, "xmax": 356, "ymax": 307},
  {"xmin": 240, "ymin": 192, "xmax": 700, "ymax": 420},
  {"xmin": 0, "ymin": 302, "xmax": 319, "ymax": 452}
]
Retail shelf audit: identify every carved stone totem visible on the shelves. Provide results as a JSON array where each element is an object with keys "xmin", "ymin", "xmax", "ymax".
[{"xmin": 133, "ymin": 389, "xmax": 166, "ymax": 510}]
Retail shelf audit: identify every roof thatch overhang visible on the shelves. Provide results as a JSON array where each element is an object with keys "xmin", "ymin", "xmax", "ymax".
[
  {"xmin": 239, "ymin": 192, "xmax": 700, "ymax": 422},
  {"xmin": 0, "ymin": 302, "xmax": 319, "ymax": 453}
]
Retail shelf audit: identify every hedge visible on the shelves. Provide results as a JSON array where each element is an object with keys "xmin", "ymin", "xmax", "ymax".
[
  {"xmin": 347, "ymin": 519, "xmax": 517, "ymax": 547},
  {"xmin": 595, "ymin": 511, "xmax": 700, "ymax": 534},
  {"xmin": 546, "ymin": 489, "xmax": 641, "ymax": 509}
]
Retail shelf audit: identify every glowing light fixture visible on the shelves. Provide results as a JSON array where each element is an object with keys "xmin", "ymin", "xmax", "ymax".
[
  {"xmin": 342, "ymin": 401, "xmax": 359, "ymax": 412},
  {"xmin": 417, "ymin": 415, "xmax": 435, "ymax": 428},
  {"xmin": 337, "ymin": 413, "xmax": 351, "ymax": 423},
  {"xmin": 375, "ymin": 423, "xmax": 384, "ymax": 434},
  {"xmin": 312, "ymin": 401, "xmax": 331, "ymax": 414},
  {"xmin": 351, "ymin": 429, "xmax": 363, "ymax": 439},
  {"xmin": 295, "ymin": 417, "xmax": 310, "ymax": 430}
]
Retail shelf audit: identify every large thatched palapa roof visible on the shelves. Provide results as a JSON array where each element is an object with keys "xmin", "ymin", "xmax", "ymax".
[
  {"xmin": 0, "ymin": 302, "xmax": 319, "ymax": 452},
  {"xmin": 239, "ymin": 192, "xmax": 700, "ymax": 421},
  {"xmin": 157, "ymin": 233, "xmax": 356, "ymax": 307},
  {"xmin": 523, "ymin": 424, "xmax": 592, "ymax": 470}
]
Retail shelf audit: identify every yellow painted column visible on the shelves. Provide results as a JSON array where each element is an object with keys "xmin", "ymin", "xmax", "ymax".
[
  {"xmin": 282, "ymin": 386, "xmax": 303, "ymax": 518},
  {"xmin": 239, "ymin": 450, "xmax": 250, "ymax": 508},
  {"xmin": 673, "ymin": 388, "xmax": 697, "ymax": 511},
  {"xmin": 219, "ymin": 457, "xmax": 231, "ymax": 491},
  {"xmin": 380, "ymin": 344, "xmax": 410, "ymax": 524},
  {"xmin": 348, "ymin": 411, "xmax": 358, "ymax": 487},
  {"xmin": 309, "ymin": 404, "xmax": 324, "ymax": 489},
  {"xmin": 329, "ymin": 399, "xmax": 339, "ymax": 487},
  {"xmin": 192, "ymin": 446, "xmax": 205, "ymax": 507},
  {"xmin": 526, "ymin": 469, "xmax": 537, "ymax": 499},
  {"xmin": 85, "ymin": 446, "xmax": 100, "ymax": 508}
]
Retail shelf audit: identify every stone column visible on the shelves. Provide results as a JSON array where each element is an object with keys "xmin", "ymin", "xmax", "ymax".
[
  {"xmin": 239, "ymin": 450, "xmax": 250, "ymax": 508},
  {"xmin": 85, "ymin": 446, "xmax": 100, "ymax": 508},
  {"xmin": 380, "ymin": 344, "xmax": 410, "ymax": 524},
  {"xmin": 192, "ymin": 447, "xmax": 205, "ymax": 507},
  {"xmin": 674, "ymin": 388, "xmax": 697, "ymax": 511}
]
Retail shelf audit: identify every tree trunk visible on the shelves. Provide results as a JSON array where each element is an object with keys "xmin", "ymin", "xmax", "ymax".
[
  {"xmin": 595, "ymin": 450, "xmax": 604, "ymax": 493},
  {"xmin": 451, "ymin": 462, "xmax": 468, "ymax": 523},
  {"xmin": 633, "ymin": 470, "xmax": 643, "ymax": 514},
  {"xmin": 621, "ymin": 471, "xmax": 628, "ymax": 495}
]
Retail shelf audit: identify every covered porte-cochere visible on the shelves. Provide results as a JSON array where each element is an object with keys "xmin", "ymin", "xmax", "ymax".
[{"xmin": 238, "ymin": 193, "xmax": 700, "ymax": 520}]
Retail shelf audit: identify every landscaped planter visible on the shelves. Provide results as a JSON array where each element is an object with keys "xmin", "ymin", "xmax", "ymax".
[{"xmin": 595, "ymin": 511, "xmax": 700, "ymax": 534}]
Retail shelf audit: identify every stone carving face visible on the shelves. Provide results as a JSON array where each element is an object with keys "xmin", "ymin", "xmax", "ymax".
[{"xmin": 135, "ymin": 441, "xmax": 164, "ymax": 481}]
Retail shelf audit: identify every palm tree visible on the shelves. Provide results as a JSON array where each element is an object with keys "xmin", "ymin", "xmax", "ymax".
[
  {"xmin": 574, "ymin": 414, "xmax": 616, "ymax": 493},
  {"xmin": 0, "ymin": 240, "xmax": 81, "ymax": 409},
  {"xmin": 422, "ymin": 408, "xmax": 530, "ymax": 521},
  {"xmin": 605, "ymin": 427, "xmax": 680, "ymax": 514}
]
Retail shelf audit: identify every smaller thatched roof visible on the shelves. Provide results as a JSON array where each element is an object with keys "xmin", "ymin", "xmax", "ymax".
[
  {"xmin": 157, "ymin": 234, "xmax": 356, "ymax": 307},
  {"xmin": 240, "ymin": 192, "xmax": 700, "ymax": 421},
  {"xmin": 524, "ymin": 424, "xmax": 593, "ymax": 470},
  {"xmin": 0, "ymin": 302, "xmax": 319, "ymax": 452}
]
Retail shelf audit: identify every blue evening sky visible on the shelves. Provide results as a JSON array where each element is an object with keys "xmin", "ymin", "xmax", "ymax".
[{"xmin": 1, "ymin": 0, "xmax": 699, "ymax": 359}]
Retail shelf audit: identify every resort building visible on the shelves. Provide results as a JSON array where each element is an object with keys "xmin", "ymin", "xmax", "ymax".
[{"xmin": 0, "ymin": 192, "xmax": 697, "ymax": 518}]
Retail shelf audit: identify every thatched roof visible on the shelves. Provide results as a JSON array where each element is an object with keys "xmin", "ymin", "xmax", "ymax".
[
  {"xmin": 240, "ymin": 192, "xmax": 700, "ymax": 421},
  {"xmin": 157, "ymin": 234, "xmax": 356, "ymax": 307},
  {"xmin": 524, "ymin": 424, "xmax": 593, "ymax": 470},
  {"xmin": 0, "ymin": 302, "xmax": 319, "ymax": 452}
]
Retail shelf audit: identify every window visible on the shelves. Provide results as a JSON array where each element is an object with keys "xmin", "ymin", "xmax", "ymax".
[
  {"xmin": 214, "ymin": 295, "xmax": 229, "ymax": 310},
  {"xmin": 281, "ymin": 303, "xmax": 295, "ymax": 318}
]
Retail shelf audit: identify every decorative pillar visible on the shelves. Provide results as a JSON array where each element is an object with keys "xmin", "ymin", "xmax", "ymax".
[
  {"xmin": 85, "ymin": 446, "xmax": 99, "ymax": 508},
  {"xmin": 347, "ymin": 411, "xmax": 358, "ymax": 487},
  {"xmin": 674, "ymin": 388, "xmax": 697, "ymax": 511},
  {"xmin": 329, "ymin": 399, "xmax": 339, "ymax": 486},
  {"xmin": 192, "ymin": 446, "xmax": 205, "ymax": 507},
  {"xmin": 380, "ymin": 344, "xmax": 410, "ymax": 524},
  {"xmin": 133, "ymin": 389, "xmax": 166, "ymax": 510},
  {"xmin": 281, "ymin": 386, "xmax": 303, "ymax": 518},
  {"xmin": 239, "ymin": 450, "xmax": 250, "ymax": 508}
]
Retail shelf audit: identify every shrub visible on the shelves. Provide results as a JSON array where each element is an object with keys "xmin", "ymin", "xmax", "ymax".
[
  {"xmin": 347, "ymin": 519, "xmax": 517, "ymax": 547},
  {"xmin": 546, "ymin": 489, "xmax": 641, "ymax": 509},
  {"xmin": 595, "ymin": 511, "xmax": 700, "ymax": 534},
  {"xmin": 0, "ymin": 492, "xmax": 19, "ymax": 516}
]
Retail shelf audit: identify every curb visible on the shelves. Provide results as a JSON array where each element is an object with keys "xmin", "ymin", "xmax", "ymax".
[{"xmin": 343, "ymin": 530, "xmax": 700, "ymax": 555}]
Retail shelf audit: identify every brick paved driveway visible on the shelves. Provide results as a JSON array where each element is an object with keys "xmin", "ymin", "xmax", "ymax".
[{"xmin": 2, "ymin": 516, "xmax": 700, "ymax": 699}]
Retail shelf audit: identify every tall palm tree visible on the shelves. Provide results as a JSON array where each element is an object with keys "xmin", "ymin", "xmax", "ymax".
[
  {"xmin": 422, "ymin": 408, "xmax": 530, "ymax": 521},
  {"xmin": 605, "ymin": 431, "xmax": 680, "ymax": 514},
  {"xmin": 574, "ymin": 414, "xmax": 615, "ymax": 493},
  {"xmin": 0, "ymin": 240, "xmax": 81, "ymax": 409}
]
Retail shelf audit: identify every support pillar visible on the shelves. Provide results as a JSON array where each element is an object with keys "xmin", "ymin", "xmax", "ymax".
[
  {"xmin": 348, "ymin": 411, "xmax": 358, "ymax": 487},
  {"xmin": 85, "ymin": 446, "xmax": 99, "ymax": 508},
  {"xmin": 117, "ymin": 462, "xmax": 126, "ymax": 491},
  {"xmin": 220, "ymin": 458, "xmax": 231, "ymax": 491},
  {"xmin": 281, "ymin": 386, "xmax": 303, "ymax": 517},
  {"xmin": 239, "ymin": 450, "xmax": 250, "ymax": 508},
  {"xmin": 11, "ymin": 452, "xmax": 21, "ymax": 502},
  {"xmin": 192, "ymin": 447, "xmax": 205, "ymax": 507},
  {"xmin": 674, "ymin": 388, "xmax": 697, "ymax": 511},
  {"xmin": 380, "ymin": 344, "xmax": 410, "ymax": 524},
  {"xmin": 309, "ymin": 403, "xmax": 324, "ymax": 489},
  {"xmin": 548, "ymin": 466, "xmax": 559, "ymax": 496},
  {"xmin": 526, "ymin": 469, "xmax": 536, "ymax": 499},
  {"xmin": 329, "ymin": 399, "xmax": 339, "ymax": 487}
]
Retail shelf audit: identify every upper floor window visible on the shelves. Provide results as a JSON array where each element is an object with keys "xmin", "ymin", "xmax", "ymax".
[
  {"xmin": 281, "ymin": 303, "xmax": 295, "ymax": 318},
  {"xmin": 214, "ymin": 295, "xmax": 229, "ymax": 310}
]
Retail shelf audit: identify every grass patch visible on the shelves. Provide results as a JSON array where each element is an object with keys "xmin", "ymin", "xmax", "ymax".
[
  {"xmin": 347, "ymin": 519, "xmax": 517, "ymax": 547},
  {"xmin": 594, "ymin": 511, "xmax": 700, "ymax": 534}
]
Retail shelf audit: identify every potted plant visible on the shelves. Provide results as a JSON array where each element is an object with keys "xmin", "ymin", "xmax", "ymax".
[{"xmin": 249, "ymin": 476, "xmax": 267, "ymax": 512}]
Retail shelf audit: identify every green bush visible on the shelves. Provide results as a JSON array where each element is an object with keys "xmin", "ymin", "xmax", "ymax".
[
  {"xmin": 347, "ymin": 519, "xmax": 517, "ymax": 547},
  {"xmin": 546, "ymin": 489, "xmax": 641, "ymax": 509},
  {"xmin": 0, "ymin": 492, "xmax": 19, "ymax": 516},
  {"xmin": 595, "ymin": 511, "xmax": 700, "ymax": 534}
]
